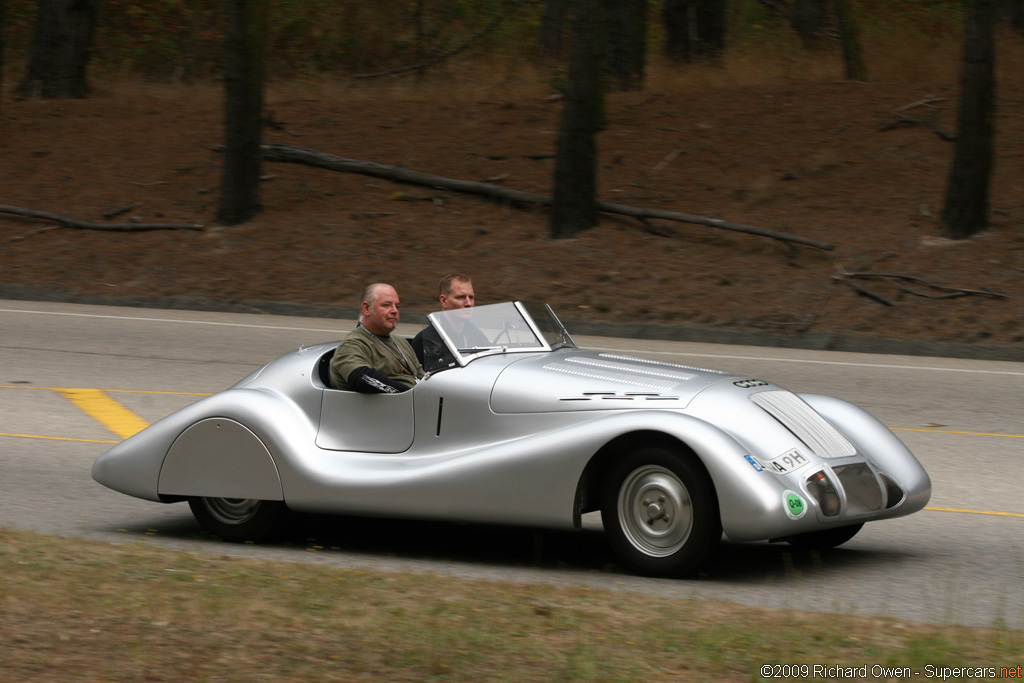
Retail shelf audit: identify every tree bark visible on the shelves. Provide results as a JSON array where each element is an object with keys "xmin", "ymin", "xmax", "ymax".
[
  {"xmin": 834, "ymin": 0, "xmax": 866, "ymax": 80},
  {"xmin": 551, "ymin": 0, "xmax": 608, "ymax": 239},
  {"xmin": 662, "ymin": 0, "xmax": 689, "ymax": 61},
  {"xmin": 217, "ymin": 0, "xmax": 268, "ymax": 226},
  {"xmin": 1007, "ymin": 0, "xmax": 1024, "ymax": 35},
  {"xmin": 696, "ymin": 0, "xmax": 727, "ymax": 59},
  {"xmin": 539, "ymin": 0, "xmax": 569, "ymax": 61},
  {"xmin": 17, "ymin": 0, "xmax": 97, "ymax": 99},
  {"xmin": 608, "ymin": 0, "xmax": 647, "ymax": 90},
  {"xmin": 0, "ymin": 0, "xmax": 7, "ymax": 113},
  {"xmin": 790, "ymin": 0, "xmax": 831, "ymax": 48},
  {"xmin": 939, "ymin": 0, "xmax": 996, "ymax": 240},
  {"xmin": 662, "ymin": 0, "xmax": 726, "ymax": 61}
]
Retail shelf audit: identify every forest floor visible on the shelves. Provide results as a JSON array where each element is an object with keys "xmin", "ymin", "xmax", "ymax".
[{"xmin": 1, "ymin": 76, "xmax": 1022, "ymax": 359}]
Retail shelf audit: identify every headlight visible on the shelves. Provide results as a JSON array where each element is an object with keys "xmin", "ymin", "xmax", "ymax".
[{"xmin": 806, "ymin": 470, "xmax": 841, "ymax": 517}]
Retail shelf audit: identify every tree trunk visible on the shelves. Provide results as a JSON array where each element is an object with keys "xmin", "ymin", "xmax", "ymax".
[
  {"xmin": 17, "ymin": 0, "xmax": 97, "ymax": 98},
  {"xmin": 551, "ymin": 0, "xmax": 608, "ymax": 239},
  {"xmin": 538, "ymin": 0, "xmax": 569, "ymax": 61},
  {"xmin": 939, "ymin": 0, "xmax": 996, "ymax": 240},
  {"xmin": 608, "ymin": 0, "xmax": 647, "ymax": 90},
  {"xmin": 218, "ymin": 0, "xmax": 268, "ymax": 226},
  {"xmin": 0, "ymin": 0, "xmax": 7, "ymax": 113},
  {"xmin": 1007, "ymin": 0, "xmax": 1024, "ymax": 34},
  {"xmin": 662, "ymin": 0, "xmax": 725, "ymax": 62},
  {"xmin": 834, "ymin": 0, "xmax": 866, "ymax": 80},
  {"xmin": 696, "ymin": 0, "xmax": 726, "ymax": 59},
  {"xmin": 790, "ymin": 0, "xmax": 831, "ymax": 48}
]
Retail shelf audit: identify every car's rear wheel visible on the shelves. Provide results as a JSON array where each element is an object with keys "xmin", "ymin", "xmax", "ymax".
[
  {"xmin": 601, "ymin": 445, "xmax": 720, "ymax": 577},
  {"xmin": 786, "ymin": 522, "xmax": 864, "ymax": 549},
  {"xmin": 188, "ymin": 497, "xmax": 288, "ymax": 542}
]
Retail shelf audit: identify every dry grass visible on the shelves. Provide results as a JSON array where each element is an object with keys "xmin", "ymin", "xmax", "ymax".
[{"xmin": 0, "ymin": 529, "xmax": 1020, "ymax": 682}]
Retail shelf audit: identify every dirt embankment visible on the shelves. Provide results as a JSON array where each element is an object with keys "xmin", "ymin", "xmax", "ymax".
[{"xmin": 1, "ymin": 81, "xmax": 1022, "ymax": 358}]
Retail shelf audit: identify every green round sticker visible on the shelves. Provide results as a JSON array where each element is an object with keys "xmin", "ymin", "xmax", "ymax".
[{"xmin": 784, "ymin": 490, "xmax": 806, "ymax": 519}]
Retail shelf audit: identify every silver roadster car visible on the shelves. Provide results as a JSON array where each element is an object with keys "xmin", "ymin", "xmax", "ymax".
[{"xmin": 93, "ymin": 302, "xmax": 931, "ymax": 577}]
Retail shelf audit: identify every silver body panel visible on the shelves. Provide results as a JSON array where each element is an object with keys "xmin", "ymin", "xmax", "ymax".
[{"xmin": 93, "ymin": 302, "xmax": 931, "ymax": 542}]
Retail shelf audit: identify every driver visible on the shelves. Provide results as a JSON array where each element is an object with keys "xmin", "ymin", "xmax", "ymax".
[
  {"xmin": 412, "ymin": 273, "xmax": 489, "ymax": 366},
  {"xmin": 330, "ymin": 283, "xmax": 424, "ymax": 393}
]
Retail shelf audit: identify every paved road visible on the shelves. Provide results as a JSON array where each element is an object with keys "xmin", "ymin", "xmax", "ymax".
[{"xmin": 2, "ymin": 300, "xmax": 1022, "ymax": 629}]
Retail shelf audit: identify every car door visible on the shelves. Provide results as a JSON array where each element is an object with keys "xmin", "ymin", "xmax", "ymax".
[{"xmin": 316, "ymin": 388, "xmax": 415, "ymax": 453}]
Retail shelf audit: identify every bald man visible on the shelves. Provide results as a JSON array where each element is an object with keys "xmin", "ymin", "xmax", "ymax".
[{"xmin": 330, "ymin": 283, "xmax": 424, "ymax": 393}]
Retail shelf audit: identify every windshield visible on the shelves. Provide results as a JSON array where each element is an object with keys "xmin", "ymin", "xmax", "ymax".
[
  {"xmin": 520, "ymin": 302, "xmax": 576, "ymax": 350},
  {"xmin": 422, "ymin": 302, "xmax": 575, "ymax": 373}
]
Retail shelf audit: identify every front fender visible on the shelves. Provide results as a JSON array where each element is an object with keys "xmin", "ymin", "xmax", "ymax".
[{"xmin": 531, "ymin": 410, "xmax": 796, "ymax": 538}]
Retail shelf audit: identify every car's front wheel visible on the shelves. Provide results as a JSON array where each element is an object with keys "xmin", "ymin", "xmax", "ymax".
[
  {"xmin": 601, "ymin": 445, "xmax": 721, "ymax": 577},
  {"xmin": 188, "ymin": 497, "xmax": 288, "ymax": 542}
]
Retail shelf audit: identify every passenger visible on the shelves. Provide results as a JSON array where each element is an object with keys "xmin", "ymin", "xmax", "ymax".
[
  {"xmin": 330, "ymin": 283, "xmax": 424, "ymax": 393},
  {"xmin": 412, "ymin": 273, "xmax": 489, "ymax": 365}
]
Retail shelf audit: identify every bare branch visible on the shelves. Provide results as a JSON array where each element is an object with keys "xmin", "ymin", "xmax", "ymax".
[
  {"xmin": 0, "ymin": 205, "xmax": 204, "ymax": 238},
  {"xmin": 843, "ymin": 272, "xmax": 1008, "ymax": 299},
  {"xmin": 833, "ymin": 271, "xmax": 1007, "ymax": 305}
]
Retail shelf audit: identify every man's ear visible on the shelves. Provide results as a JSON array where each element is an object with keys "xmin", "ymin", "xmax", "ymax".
[{"xmin": 438, "ymin": 294, "xmax": 448, "ymax": 309}]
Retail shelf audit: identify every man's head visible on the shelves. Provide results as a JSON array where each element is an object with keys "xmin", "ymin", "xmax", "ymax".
[
  {"xmin": 438, "ymin": 273, "xmax": 475, "ymax": 310},
  {"xmin": 359, "ymin": 283, "xmax": 401, "ymax": 336}
]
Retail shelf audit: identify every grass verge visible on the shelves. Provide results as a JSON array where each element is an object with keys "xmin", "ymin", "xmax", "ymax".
[{"xmin": 0, "ymin": 528, "xmax": 1019, "ymax": 682}]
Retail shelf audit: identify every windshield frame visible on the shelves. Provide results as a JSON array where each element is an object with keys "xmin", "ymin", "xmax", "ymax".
[{"xmin": 423, "ymin": 301, "xmax": 576, "ymax": 372}]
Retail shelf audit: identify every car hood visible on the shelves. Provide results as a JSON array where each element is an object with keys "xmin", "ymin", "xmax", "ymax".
[{"xmin": 488, "ymin": 349, "xmax": 736, "ymax": 413}]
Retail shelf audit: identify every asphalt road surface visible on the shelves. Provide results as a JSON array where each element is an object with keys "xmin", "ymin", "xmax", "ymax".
[{"xmin": 2, "ymin": 300, "xmax": 1021, "ymax": 629}]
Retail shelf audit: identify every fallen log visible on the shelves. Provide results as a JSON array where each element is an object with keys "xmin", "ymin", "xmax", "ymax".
[
  {"xmin": 0, "ymin": 205, "xmax": 204, "ymax": 235},
  {"xmin": 261, "ymin": 144, "xmax": 834, "ymax": 251}
]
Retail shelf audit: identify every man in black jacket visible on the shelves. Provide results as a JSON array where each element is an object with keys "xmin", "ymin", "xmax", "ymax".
[{"xmin": 412, "ymin": 273, "xmax": 487, "ymax": 368}]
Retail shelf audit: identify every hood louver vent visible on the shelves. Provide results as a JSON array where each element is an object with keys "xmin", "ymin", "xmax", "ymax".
[
  {"xmin": 543, "ymin": 355, "xmax": 698, "ymax": 391},
  {"xmin": 751, "ymin": 390, "xmax": 857, "ymax": 459}
]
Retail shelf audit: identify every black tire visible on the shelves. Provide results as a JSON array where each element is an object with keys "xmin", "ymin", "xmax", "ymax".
[
  {"xmin": 601, "ymin": 445, "xmax": 721, "ymax": 578},
  {"xmin": 188, "ymin": 497, "xmax": 288, "ymax": 542},
  {"xmin": 786, "ymin": 522, "xmax": 864, "ymax": 549}
]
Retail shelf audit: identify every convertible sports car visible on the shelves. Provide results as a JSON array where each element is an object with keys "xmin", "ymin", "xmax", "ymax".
[{"xmin": 93, "ymin": 302, "xmax": 931, "ymax": 577}]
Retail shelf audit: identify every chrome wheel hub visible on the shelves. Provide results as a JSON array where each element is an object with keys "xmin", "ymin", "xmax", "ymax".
[{"xmin": 618, "ymin": 465, "xmax": 693, "ymax": 557}]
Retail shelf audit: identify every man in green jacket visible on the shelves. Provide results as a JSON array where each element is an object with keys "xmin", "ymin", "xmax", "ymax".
[{"xmin": 330, "ymin": 283, "xmax": 424, "ymax": 393}]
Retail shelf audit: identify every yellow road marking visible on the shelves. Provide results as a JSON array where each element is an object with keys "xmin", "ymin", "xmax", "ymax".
[
  {"xmin": 0, "ymin": 385, "xmax": 209, "ymax": 397},
  {"xmin": 926, "ymin": 506, "xmax": 1024, "ymax": 519},
  {"xmin": 0, "ymin": 432, "xmax": 119, "ymax": 444},
  {"xmin": 0, "ymin": 385, "xmax": 208, "ymax": 443},
  {"xmin": 54, "ymin": 388, "xmax": 150, "ymax": 440},
  {"xmin": 892, "ymin": 427, "xmax": 1023, "ymax": 438}
]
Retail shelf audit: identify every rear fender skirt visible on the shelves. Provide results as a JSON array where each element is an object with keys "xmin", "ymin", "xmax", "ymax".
[{"xmin": 159, "ymin": 417, "xmax": 283, "ymax": 501}]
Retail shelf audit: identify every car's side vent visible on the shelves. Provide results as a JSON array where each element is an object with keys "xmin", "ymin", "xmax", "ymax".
[
  {"xmin": 557, "ymin": 392, "xmax": 682, "ymax": 402},
  {"xmin": 750, "ymin": 390, "xmax": 857, "ymax": 459}
]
